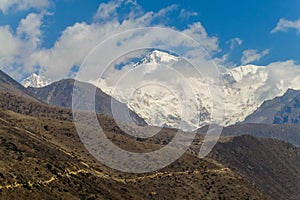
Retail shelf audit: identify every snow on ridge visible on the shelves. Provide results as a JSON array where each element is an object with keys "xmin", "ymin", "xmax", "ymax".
[
  {"xmin": 22, "ymin": 73, "xmax": 51, "ymax": 88},
  {"xmin": 226, "ymin": 65, "xmax": 265, "ymax": 82},
  {"xmin": 133, "ymin": 50, "xmax": 179, "ymax": 67},
  {"xmin": 96, "ymin": 50, "xmax": 300, "ymax": 131}
]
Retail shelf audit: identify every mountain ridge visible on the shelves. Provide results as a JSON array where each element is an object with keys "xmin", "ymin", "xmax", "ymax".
[
  {"xmin": 28, "ymin": 78, "xmax": 147, "ymax": 126},
  {"xmin": 96, "ymin": 50, "xmax": 300, "ymax": 130},
  {"xmin": 244, "ymin": 89, "xmax": 300, "ymax": 124},
  {"xmin": 21, "ymin": 50, "xmax": 300, "ymax": 131}
]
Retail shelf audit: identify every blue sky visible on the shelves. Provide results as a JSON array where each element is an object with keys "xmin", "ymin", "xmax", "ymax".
[{"xmin": 0, "ymin": 0, "xmax": 300, "ymax": 81}]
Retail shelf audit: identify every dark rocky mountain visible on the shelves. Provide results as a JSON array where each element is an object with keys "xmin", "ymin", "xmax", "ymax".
[
  {"xmin": 274, "ymin": 92, "xmax": 300, "ymax": 124},
  {"xmin": 27, "ymin": 79, "xmax": 147, "ymax": 126},
  {"xmin": 243, "ymin": 89, "xmax": 300, "ymax": 124}
]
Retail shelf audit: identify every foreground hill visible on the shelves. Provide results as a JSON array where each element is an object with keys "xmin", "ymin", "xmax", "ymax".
[
  {"xmin": 0, "ymin": 95, "xmax": 268, "ymax": 199},
  {"xmin": 208, "ymin": 135, "xmax": 300, "ymax": 200}
]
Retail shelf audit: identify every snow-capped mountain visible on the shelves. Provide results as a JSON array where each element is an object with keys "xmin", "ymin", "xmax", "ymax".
[
  {"xmin": 22, "ymin": 50, "xmax": 300, "ymax": 131},
  {"xmin": 22, "ymin": 73, "xmax": 51, "ymax": 88},
  {"xmin": 133, "ymin": 50, "xmax": 179, "ymax": 67},
  {"xmin": 96, "ymin": 50, "xmax": 300, "ymax": 131}
]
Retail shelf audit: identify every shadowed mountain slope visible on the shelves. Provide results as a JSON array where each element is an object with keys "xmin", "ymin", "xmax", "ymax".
[
  {"xmin": 0, "ymin": 70, "xmax": 38, "ymax": 101},
  {"xmin": 28, "ymin": 79, "xmax": 146, "ymax": 126},
  {"xmin": 243, "ymin": 89, "xmax": 300, "ymax": 124}
]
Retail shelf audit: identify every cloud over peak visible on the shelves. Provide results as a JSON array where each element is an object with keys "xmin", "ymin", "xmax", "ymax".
[{"xmin": 241, "ymin": 49, "xmax": 270, "ymax": 65}]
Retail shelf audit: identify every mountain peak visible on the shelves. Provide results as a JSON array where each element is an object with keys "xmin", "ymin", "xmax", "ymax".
[
  {"xmin": 227, "ymin": 64, "xmax": 265, "ymax": 82},
  {"xmin": 148, "ymin": 50, "xmax": 179, "ymax": 64},
  {"xmin": 133, "ymin": 50, "xmax": 179, "ymax": 67},
  {"xmin": 22, "ymin": 73, "xmax": 51, "ymax": 88}
]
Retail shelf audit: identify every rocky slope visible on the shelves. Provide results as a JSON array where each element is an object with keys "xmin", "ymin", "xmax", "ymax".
[
  {"xmin": 0, "ymin": 70, "xmax": 36, "ymax": 100},
  {"xmin": 274, "ymin": 91, "xmax": 300, "ymax": 124},
  {"xmin": 4, "ymin": 69, "xmax": 300, "ymax": 199},
  {"xmin": 244, "ymin": 89, "xmax": 300, "ymax": 124},
  {"xmin": 209, "ymin": 135, "xmax": 300, "ymax": 200}
]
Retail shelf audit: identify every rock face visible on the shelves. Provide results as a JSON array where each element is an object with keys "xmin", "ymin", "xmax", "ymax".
[
  {"xmin": 243, "ymin": 89, "xmax": 300, "ymax": 125},
  {"xmin": 274, "ymin": 91, "xmax": 300, "ymax": 124}
]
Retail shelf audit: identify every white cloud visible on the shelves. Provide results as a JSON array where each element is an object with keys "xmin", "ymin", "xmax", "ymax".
[
  {"xmin": 0, "ymin": 26, "xmax": 22, "ymax": 66},
  {"xmin": 255, "ymin": 60, "xmax": 300, "ymax": 101},
  {"xmin": 0, "ymin": 0, "xmax": 221, "ymax": 82},
  {"xmin": 241, "ymin": 49, "xmax": 270, "ymax": 65},
  {"xmin": 179, "ymin": 9, "xmax": 198, "ymax": 20},
  {"xmin": 0, "ymin": 1, "xmax": 235, "ymax": 83},
  {"xmin": 93, "ymin": 0, "xmax": 142, "ymax": 22},
  {"xmin": 0, "ymin": 0, "xmax": 49, "ymax": 13},
  {"xmin": 93, "ymin": 0, "xmax": 122, "ymax": 21},
  {"xmin": 0, "ymin": 12, "xmax": 45, "ymax": 79},
  {"xmin": 227, "ymin": 37, "xmax": 243, "ymax": 49},
  {"xmin": 25, "ymin": 1, "xmax": 220, "ymax": 81},
  {"xmin": 32, "ymin": 22, "xmax": 114, "ymax": 79},
  {"xmin": 154, "ymin": 4, "xmax": 178, "ymax": 18},
  {"xmin": 17, "ymin": 12, "xmax": 43, "ymax": 49},
  {"xmin": 271, "ymin": 18, "xmax": 300, "ymax": 34},
  {"xmin": 182, "ymin": 22, "xmax": 220, "ymax": 54}
]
